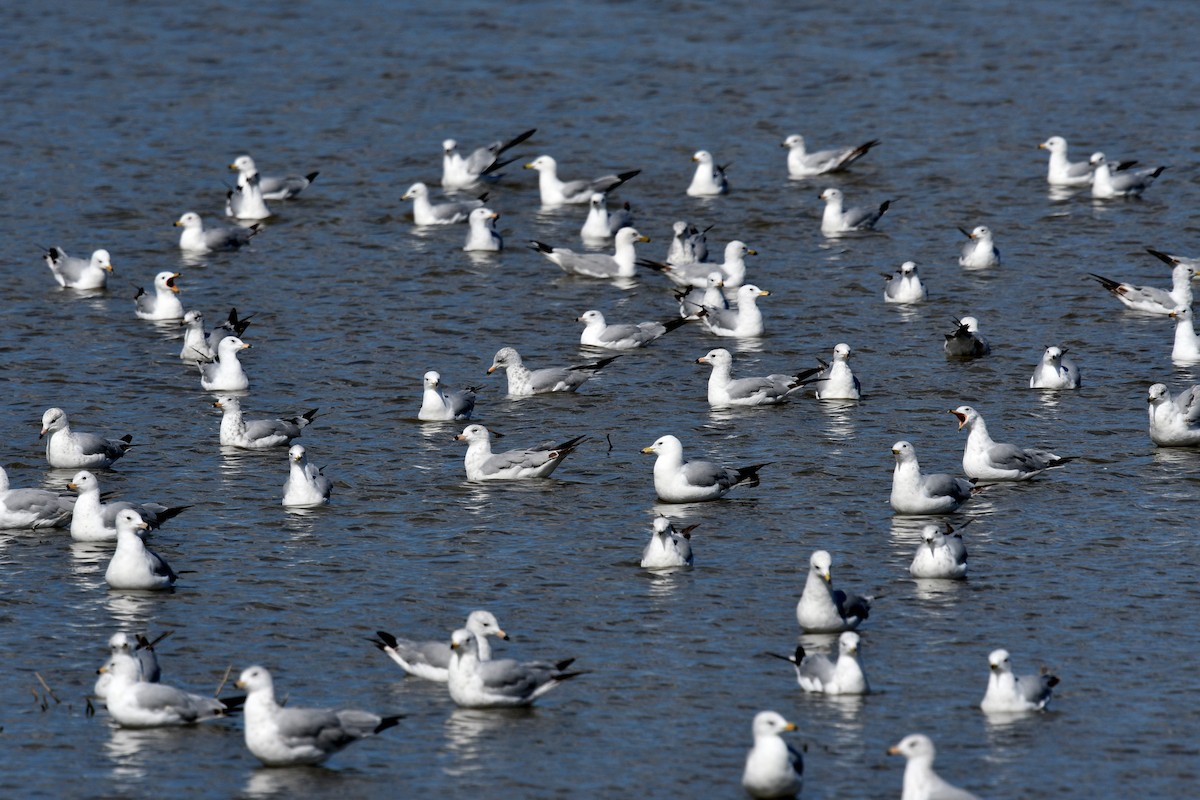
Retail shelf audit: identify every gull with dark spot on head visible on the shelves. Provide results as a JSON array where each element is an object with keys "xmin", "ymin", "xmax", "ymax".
[
  {"xmin": 441, "ymin": 128, "xmax": 535, "ymax": 190},
  {"xmin": 808, "ymin": 343, "xmax": 861, "ymax": 400},
  {"xmin": 580, "ymin": 192, "xmax": 633, "ymax": 242},
  {"xmin": 94, "ymin": 631, "xmax": 167, "ymax": 700},
  {"xmin": 179, "ymin": 308, "xmax": 253, "ymax": 362},
  {"xmin": 1089, "ymin": 152, "xmax": 1166, "ymax": 199},
  {"xmin": 641, "ymin": 239, "xmax": 754, "ymax": 290},
  {"xmin": 230, "ymin": 154, "xmax": 318, "ymax": 200},
  {"xmin": 282, "ymin": 445, "xmax": 332, "ymax": 507}
]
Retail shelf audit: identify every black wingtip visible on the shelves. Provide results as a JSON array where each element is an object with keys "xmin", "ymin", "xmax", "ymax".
[
  {"xmin": 1145, "ymin": 247, "xmax": 1177, "ymax": 266},
  {"xmin": 616, "ymin": 169, "xmax": 641, "ymax": 183},
  {"xmin": 371, "ymin": 630, "xmax": 399, "ymax": 650},
  {"xmin": 305, "ymin": 171, "xmax": 320, "ymax": 183},
  {"xmin": 1086, "ymin": 273, "xmax": 1121, "ymax": 292},
  {"xmin": 528, "ymin": 240, "xmax": 554, "ymax": 255},
  {"xmin": 375, "ymin": 714, "xmax": 405, "ymax": 734},
  {"xmin": 878, "ymin": 199, "xmax": 892, "ymax": 215}
]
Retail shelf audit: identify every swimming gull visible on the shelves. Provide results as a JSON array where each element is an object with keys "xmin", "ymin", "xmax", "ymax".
[
  {"xmin": 909, "ymin": 523, "xmax": 969, "ymax": 579},
  {"xmin": 1088, "ymin": 247, "xmax": 1197, "ymax": 315},
  {"xmin": 529, "ymin": 226, "xmax": 649, "ymax": 280},
  {"xmin": 40, "ymin": 407, "xmax": 132, "ymax": 469},
  {"xmin": 807, "ymin": 343, "xmax": 861, "ymax": 400},
  {"xmin": 640, "ymin": 516, "xmax": 696, "ymax": 569},
  {"xmin": 665, "ymin": 220, "xmax": 711, "ymax": 265},
  {"xmin": 883, "ymin": 261, "xmax": 927, "ymax": 304},
  {"xmin": 580, "ymin": 192, "xmax": 633, "ymax": 242},
  {"xmin": 1089, "ymin": 152, "xmax": 1166, "ymax": 199},
  {"xmin": 369, "ymin": 610, "xmax": 509, "ymax": 682},
  {"xmin": 198, "ymin": 336, "xmax": 252, "ymax": 392},
  {"xmin": 890, "ymin": 441, "xmax": 973, "ymax": 516},
  {"xmin": 767, "ymin": 631, "xmax": 869, "ymax": 695},
  {"xmin": 888, "ymin": 734, "xmax": 980, "ymax": 800},
  {"xmin": 446, "ymin": 627, "xmax": 583, "ymax": 708},
  {"xmin": 641, "ymin": 240, "xmax": 754, "ymax": 290},
  {"xmin": 230, "ymin": 154, "xmax": 318, "ymax": 200},
  {"xmin": 818, "ymin": 187, "xmax": 889, "ymax": 235},
  {"xmin": 1146, "ymin": 382, "xmax": 1200, "ymax": 447},
  {"xmin": 741, "ymin": 710, "xmax": 803, "ymax": 799},
  {"xmin": 577, "ymin": 309, "xmax": 688, "ymax": 350},
  {"xmin": 282, "ymin": 445, "xmax": 332, "ymax": 507},
  {"xmin": 951, "ymin": 405, "xmax": 1071, "ymax": 482},
  {"xmin": 957, "ymin": 226, "xmax": 1000, "ymax": 269},
  {"xmin": 94, "ymin": 632, "xmax": 166, "ymax": 700},
  {"xmin": 0, "ymin": 465, "xmax": 74, "ymax": 529},
  {"xmin": 1169, "ymin": 306, "xmax": 1200, "ymax": 363},
  {"xmin": 401, "ymin": 181, "xmax": 485, "ymax": 225},
  {"xmin": 180, "ymin": 308, "xmax": 253, "ymax": 362},
  {"xmin": 213, "ymin": 395, "xmax": 317, "ymax": 449},
  {"xmin": 796, "ymin": 550, "xmax": 871, "ymax": 633},
  {"xmin": 236, "ymin": 665, "xmax": 402, "ymax": 767},
  {"xmin": 455, "ymin": 425, "xmax": 586, "ymax": 481},
  {"xmin": 225, "ymin": 166, "xmax": 272, "ymax": 221},
  {"xmin": 1029, "ymin": 346, "xmax": 1080, "ymax": 389},
  {"xmin": 441, "ymin": 128, "xmax": 536, "ymax": 190},
  {"xmin": 700, "ymin": 284, "xmax": 770, "ymax": 338},
  {"xmin": 419, "ymin": 370, "xmax": 478, "ymax": 421},
  {"xmin": 68, "ymin": 469, "xmax": 188, "ymax": 542},
  {"xmin": 783, "ymin": 133, "xmax": 880, "ymax": 178},
  {"xmin": 105, "ymin": 509, "xmax": 177, "ymax": 591},
  {"xmin": 641, "ymin": 434, "xmax": 765, "ymax": 503},
  {"xmin": 696, "ymin": 348, "xmax": 816, "ymax": 407},
  {"xmin": 523, "ymin": 154, "xmax": 639, "ymax": 205},
  {"xmin": 980, "ymin": 648, "xmax": 1059, "ymax": 713},
  {"xmin": 175, "ymin": 211, "xmax": 258, "ymax": 253},
  {"xmin": 487, "ymin": 347, "xmax": 618, "ymax": 396},
  {"xmin": 98, "ymin": 651, "xmax": 235, "ymax": 728},
  {"xmin": 1038, "ymin": 136, "xmax": 1094, "ymax": 187},
  {"xmin": 463, "ymin": 207, "xmax": 503, "ymax": 252},
  {"xmin": 676, "ymin": 272, "xmax": 727, "ymax": 319},
  {"xmin": 134, "ymin": 271, "xmax": 184, "ymax": 321},
  {"xmin": 42, "ymin": 246, "xmax": 112, "ymax": 290},
  {"xmin": 686, "ymin": 149, "xmax": 728, "ymax": 196},
  {"xmin": 943, "ymin": 317, "xmax": 990, "ymax": 358}
]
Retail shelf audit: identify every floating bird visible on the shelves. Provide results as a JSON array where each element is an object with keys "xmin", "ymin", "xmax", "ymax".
[
  {"xmin": 236, "ymin": 665, "xmax": 402, "ymax": 767},
  {"xmin": 741, "ymin": 711, "xmax": 803, "ymax": 799},
  {"xmin": 980, "ymin": 648, "xmax": 1059, "ymax": 713},
  {"xmin": 796, "ymin": 550, "xmax": 871, "ymax": 633},
  {"xmin": 213, "ymin": 395, "xmax": 317, "ymax": 449},
  {"xmin": 229, "ymin": 154, "xmax": 318, "ymax": 200},
  {"xmin": 370, "ymin": 610, "xmax": 509, "ymax": 682},
  {"xmin": 580, "ymin": 192, "xmax": 633, "ymax": 241},
  {"xmin": 783, "ymin": 133, "xmax": 879, "ymax": 178},
  {"xmin": 641, "ymin": 240, "xmax": 755, "ymax": 290},
  {"xmin": 42, "ymin": 246, "xmax": 112, "ymax": 290},
  {"xmin": 418, "ymin": 371, "xmax": 478, "ymax": 421},
  {"xmin": 577, "ymin": 309, "xmax": 688, "ymax": 350},
  {"xmin": 94, "ymin": 631, "xmax": 167, "ymax": 700},
  {"xmin": 909, "ymin": 523, "xmax": 969, "ymax": 579},
  {"xmin": 1029, "ymin": 346, "xmax": 1080, "ymax": 389},
  {"xmin": 441, "ymin": 128, "xmax": 536, "ymax": 190},
  {"xmin": 686, "ymin": 149, "xmax": 728, "ymax": 196},
  {"xmin": 1090, "ymin": 153, "xmax": 1166, "ymax": 199},
  {"xmin": 98, "ymin": 652, "xmax": 236, "ymax": 728},
  {"xmin": 40, "ymin": 407, "xmax": 132, "ymax": 469},
  {"xmin": 1088, "ymin": 247, "xmax": 1197, "ymax": 315},
  {"xmin": 1038, "ymin": 135, "xmax": 1093, "ymax": 187},
  {"xmin": 225, "ymin": 167, "xmax": 271, "ymax": 220},
  {"xmin": 401, "ymin": 181, "xmax": 486, "ymax": 225},
  {"xmin": 883, "ymin": 261, "xmax": 927, "ymax": 304},
  {"xmin": 198, "ymin": 336, "xmax": 252, "ymax": 392},
  {"xmin": 676, "ymin": 272, "xmax": 727, "ymax": 319},
  {"xmin": 175, "ymin": 211, "xmax": 258, "ymax": 252},
  {"xmin": 951, "ymin": 405, "xmax": 1071, "ymax": 482},
  {"xmin": 179, "ymin": 308, "xmax": 253, "ymax": 362},
  {"xmin": 523, "ymin": 154, "xmax": 639, "ymax": 205},
  {"xmin": 818, "ymin": 187, "xmax": 889, "ymax": 235},
  {"xmin": 640, "ymin": 516, "xmax": 696, "ymax": 569},
  {"xmin": 700, "ymin": 284, "xmax": 770, "ymax": 338},
  {"xmin": 446, "ymin": 627, "xmax": 583, "ymax": 708},
  {"xmin": 890, "ymin": 441, "xmax": 973, "ymax": 516},
  {"xmin": 888, "ymin": 734, "xmax": 980, "ymax": 800},
  {"xmin": 943, "ymin": 316, "xmax": 990, "ymax": 358},
  {"xmin": 68, "ymin": 470, "xmax": 188, "ymax": 542},
  {"xmin": 807, "ymin": 343, "xmax": 861, "ymax": 400},
  {"xmin": 641, "ymin": 434, "xmax": 765, "ymax": 503},
  {"xmin": 768, "ymin": 631, "xmax": 869, "ymax": 695},
  {"xmin": 105, "ymin": 509, "xmax": 177, "ymax": 591},
  {"xmin": 1146, "ymin": 383, "xmax": 1200, "ymax": 447},
  {"xmin": 695, "ymin": 348, "xmax": 815, "ymax": 407},
  {"xmin": 134, "ymin": 271, "xmax": 184, "ymax": 321},
  {"xmin": 1169, "ymin": 306, "xmax": 1200, "ymax": 363},
  {"xmin": 454, "ymin": 425, "xmax": 586, "ymax": 481},
  {"xmin": 665, "ymin": 220, "xmax": 710, "ymax": 265},
  {"xmin": 487, "ymin": 347, "xmax": 617, "ymax": 396},
  {"xmin": 463, "ymin": 207, "xmax": 503, "ymax": 252},
  {"xmin": 282, "ymin": 445, "xmax": 332, "ymax": 507},
  {"xmin": 0, "ymin": 465, "xmax": 74, "ymax": 529},
  {"xmin": 529, "ymin": 227, "xmax": 649, "ymax": 280},
  {"xmin": 957, "ymin": 225, "xmax": 1000, "ymax": 269}
]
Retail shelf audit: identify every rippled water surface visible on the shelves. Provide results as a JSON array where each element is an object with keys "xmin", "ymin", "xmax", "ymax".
[{"xmin": 2, "ymin": 1, "xmax": 1199, "ymax": 797}]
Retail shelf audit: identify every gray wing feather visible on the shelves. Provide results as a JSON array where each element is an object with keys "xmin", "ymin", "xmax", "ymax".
[
  {"xmin": 680, "ymin": 460, "xmax": 727, "ymax": 489},
  {"xmin": 528, "ymin": 367, "xmax": 584, "ymax": 392},
  {"xmin": 923, "ymin": 473, "xmax": 972, "ymax": 501},
  {"xmin": 799, "ymin": 654, "xmax": 837, "ymax": 685}
]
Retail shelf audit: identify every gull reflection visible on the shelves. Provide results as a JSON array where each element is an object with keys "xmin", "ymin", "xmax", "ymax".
[
  {"xmin": 243, "ymin": 766, "xmax": 343, "ymax": 798},
  {"xmin": 819, "ymin": 399, "xmax": 857, "ymax": 439},
  {"xmin": 442, "ymin": 707, "xmax": 533, "ymax": 775}
]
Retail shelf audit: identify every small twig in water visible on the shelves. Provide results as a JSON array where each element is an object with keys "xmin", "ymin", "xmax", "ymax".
[
  {"xmin": 214, "ymin": 664, "xmax": 234, "ymax": 698},
  {"xmin": 34, "ymin": 672, "xmax": 60, "ymax": 704}
]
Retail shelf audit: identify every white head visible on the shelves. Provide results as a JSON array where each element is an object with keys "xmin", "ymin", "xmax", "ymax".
[
  {"xmin": 464, "ymin": 610, "xmax": 508, "ymax": 640},
  {"xmin": 449, "ymin": 627, "xmax": 479, "ymax": 656},
  {"xmin": 888, "ymin": 733, "xmax": 937, "ymax": 762},
  {"xmin": 67, "ymin": 470, "xmax": 98, "ymax": 494},
  {"xmin": 809, "ymin": 550, "xmax": 832, "ymax": 581},
  {"xmin": 988, "ymin": 648, "xmax": 1012, "ymax": 674},
  {"xmin": 838, "ymin": 631, "xmax": 860, "ymax": 656},
  {"xmin": 212, "ymin": 395, "xmax": 241, "ymax": 413},
  {"xmin": 725, "ymin": 240, "xmax": 755, "ymax": 261},
  {"xmin": 174, "ymin": 211, "xmax": 203, "ymax": 230},
  {"xmin": 968, "ymin": 226, "xmax": 991, "ymax": 240},
  {"xmin": 614, "ymin": 227, "xmax": 648, "ymax": 246},
  {"xmin": 108, "ymin": 632, "xmax": 133, "ymax": 654},
  {"xmin": 672, "ymin": 220, "xmax": 688, "ymax": 237},
  {"xmin": 696, "ymin": 348, "xmax": 733, "ymax": 367},
  {"xmin": 641, "ymin": 434, "xmax": 682, "ymax": 457},
  {"xmin": 289, "ymin": 444, "xmax": 307, "ymax": 463},
  {"xmin": 737, "ymin": 284, "xmax": 770, "ymax": 303},
  {"xmin": 155, "ymin": 271, "xmax": 181, "ymax": 293},
  {"xmin": 182, "ymin": 310, "xmax": 204, "ymax": 328},
  {"xmin": 1147, "ymin": 383, "xmax": 1169, "ymax": 405},
  {"xmin": 235, "ymin": 665, "xmax": 274, "ymax": 694},
  {"xmin": 951, "ymin": 405, "xmax": 979, "ymax": 430},
  {"xmin": 40, "ymin": 407, "xmax": 68, "ymax": 436},
  {"xmin": 217, "ymin": 336, "xmax": 250, "ymax": 356},
  {"xmin": 230, "ymin": 155, "xmax": 257, "ymax": 174},
  {"xmin": 523, "ymin": 155, "xmax": 556, "ymax": 173},
  {"xmin": 1039, "ymin": 135, "xmax": 1067, "ymax": 153},
  {"xmin": 920, "ymin": 524, "xmax": 944, "ymax": 552},
  {"xmin": 577, "ymin": 309, "xmax": 605, "ymax": 327},
  {"xmin": 751, "ymin": 710, "xmax": 797, "ymax": 738},
  {"xmin": 692, "ymin": 150, "xmax": 713, "ymax": 164},
  {"xmin": 819, "ymin": 187, "xmax": 843, "ymax": 204},
  {"xmin": 469, "ymin": 207, "xmax": 499, "ymax": 225},
  {"xmin": 958, "ymin": 316, "xmax": 980, "ymax": 332},
  {"xmin": 423, "ymin": 371, "xmax": 441, "ymax": 390},
  {"xmin": 401, "ymin": 182, "xmax": 428, "ymax": 201},
  {"xmin": 900, "ymin": 261, "xmax": 917, "ymax": 276},
  {"xmin": 114, "ymin": 508, "xmax": 150, "ymax": 536},
  {"xmin": 832, "ymin": 343, "xmax": 852, "ymax": 361},
  {"xmin": 455, "ymin": 424, "xmax": 491, "ymax": 445},
  {"xmin": 891, "ymin": 440, "xmax": 916, "ymax": 464},
  {"xmin": 589, "ymin": 192, "xmax": 607, "ymax": 210},
  {"xmin": 1169, "ymin": 306, "xmax": 1193, "ymax": 323},
  {"xmin": 442, "ymin": 139, "xmax": 457, "ymax": 154},
  {"xmin": 91, "ymin": 249, "xmax": 113, "ymax": 271},
  {"xmin": 1043, "ymin": 346, "xmax": 1065, "ymax": 363},
  {"xmin": 782, "ymin": 134, "xmax": 806, "ymax": 150}
]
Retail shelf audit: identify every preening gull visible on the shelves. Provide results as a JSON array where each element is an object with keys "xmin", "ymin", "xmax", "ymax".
[{"xmin": 943, "ymin": 317, "xmax": 990, "ymax": 358}]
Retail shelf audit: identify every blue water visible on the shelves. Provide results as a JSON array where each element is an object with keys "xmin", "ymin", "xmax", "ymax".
[{"xmin": 1, "ymin": 0, "xmax": 1199, "ymax": 797}]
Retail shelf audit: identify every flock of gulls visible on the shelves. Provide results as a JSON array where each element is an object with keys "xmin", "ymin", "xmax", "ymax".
[{"xmin": 10, "ymin": 123, "xmax": 1198, "ymax": 796}]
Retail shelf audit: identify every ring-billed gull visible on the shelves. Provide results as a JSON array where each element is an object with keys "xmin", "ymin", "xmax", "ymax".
[
  {"xmin": 401, "ymin": 182, "xmax": 486, "ymax": 225},
  {"xmin": 42, "ymin": 246, "xmax": 112, "ymax": 290},
  {"xmin": 890, "ymin": 441, "xmax": 973, "ymax": 516},
  {"xmin": 943, "ymin": 317, "xmax": 990, "ymax": 358},
  {"xmin": 0, "ymin": 465, "xmax": 73, "ymax": 529},
  {"xmin": 818, "ymin": 187, "xmax": 889, "ymax": 235},
  {"xmin": 68, "ymin": 470, "xmax": 188, "ymax": 542},
  {"xmin": 767, "ymin": 631, "xmax": 869, "ymax": 695},
  {"xmin": 666, "ymin": 220, "xmax": 711, "ymax": 265},
  {"xmin": 578, "ymin": 309, "xmax": 688, "ymax": 350},
  {"xmin": 529, "ymin": 227, "xmax": 649, "ymax": 280},
  {"xmin": 686, "ymin": 150, "xmax": 728, "ymax": 196},
  {"xmin": 441, "ymin": 128, "xmax": 536, "ymax": 190},
  {"xmin": 98, "ymin": 652, "xmax": 235, "ymax": 728},
  {"xmin": 807, "ymin": 343, "xmax": 861, "ymax": 400},
  {"xmin": 487, "ymin": 347, "xmax": 618, "ymax": 396},
  {"xmin": 796, "ymin": 550, "xmax": 871, "ymax": 633},
  {"xmin": 447, "ymin": 627, "xmax": 583, "ymax": 708},
  {"xmin": 225, "ymin": 167, "xmax": 272, "ymax": 221},
  {"xmin": 1029, "ymin": 346, "xmax": 1080, "ymax": 389},
  {"xmin": 523, "ymin": 154, "xmax": 639, "ymax": 205},
  {"xmin": 782, "ymin": 133, "xmax": 880, "ymax": 178},
  {"xmin": 134, "ymin": 271, "xmax": 184, "ymax": 321},
  {"xmin": 640, "ymin": 516, "xmax": 696, "ymax": 569},
  {"xmin": 888, "ymin": 734, "xmax": 980, "ymax": 800},
  {"xmin": 741, "ymin": 711, "xmax": 803, "ymax": 799},
  {"xmin": 980, "ymin": 648, "xmax": 1059, "ymax": 713},
  {"xmin": 1089, "ymin": 153, "xmax": 1166, "ymax": 199},
  {"xmin": 175, "ymin": 211, "xmax": 259, "ymax": 253},
  {"xmin": 1146, "ymin": 383, "xmax": 1200, "ymax": 447},
  {"xmin": 909, "ymin": 523, "xmax": 968, "ymax": 579},
  {"xmin": 230, "ymin": 154, "xmax": 318, "ymax": 200},
  {"xmin": 463, "ymin": 207, "xmax": 503, "ymax": 252},
  {"xmin": 455, "ymin": 424, "xmax": 586, "ymax": 481},
  {"xmin": 105, "ymin": 509, "xmax": 177, "ymax": 591},
  {"xmin": 213, "ymin": 396, "xmax": 317, "ymax": 449},
  {"xmin": 641, "ymin": 240, "xmax": 755, "ymax": 290},
  {"xmin": 40, "ymin": 407, "xmax": 132, "ymax": 469},
  {"xmin": 94, "ymin": 632, "xmax": 166, "ymax": 700},
  {"xmin": 701, "ymin": 284, "xmax": 770, "ymax": 338},
  {"xmin": 641, "ymin": 434, "xmax": 765, "ymax": 503},
  {"xmin": 696, "ymin": 348, "xmax": 816, "ymax": 407},
  {"xmin": 419, "ymin": 371, "xmax": 478, "ymax": 421},
  {"xmin": 1169, "ymin": 306, "xmax": 1200, "ymax": 363},
  {"xmin": 676, "ymin": 272, "xmax": 727, "ymax": 319},
  {"xmin": 580, "ymin": 192, "xmax": 633, "ymax": 242},
  {"xmin": 283, "ymin": 445, "xmax": 332, "ymax": 507},
  {"xmin": 180, "ymin": 308, "xmax": 253, "ymax": 362},
  {"xmin": 370, "ymin": 610, "xmax": 509, "ymax": 682},
  {"xmin": 883, "ymin": 261, "xmax": 927, "ymax": 304},
  {"xmin": 199, "ymin": 336, "xmax": 252, "ymax": 392},
  {"xmin": 1038, "ymin": 136, "xmax": 1094, "ymax": 187},
  {"xmin": 1088, "ymin": 247, "xmax": 1197, "ymax": 315},
  {"xmin": 957, "ymin": 226, "xmax": 1000, "ymax": 269},
  {"xmin": 236, "ymin": 665, "xmax": 402, "ymax": 767},
  {"xmin": 951, "ymin": 405, "xmax": 1071, "ymax": 482}
]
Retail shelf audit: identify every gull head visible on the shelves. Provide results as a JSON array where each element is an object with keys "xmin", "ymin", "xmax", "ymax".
[
  {"xmin": 751, "ymin": 710, "xmax": 797, "ymax": 738},
  {"xmin": 217, "ymin": 336, "xmax": 250, "ymax": 355},
  {"xmin": 182, "ymin": 310, "xmax": 204, "ymax": 328},
  {"xmin": 615, "ymin": 226, "xmax": 649, "ymax": 245},
  {"xmin": 988, "ymin": 648, "xmax": 1012, "ymax": 673},
  {"xmin": 449, "ymin": 628, "xmax": 478, "ymax": 654},
  {"xmin": 891, "ymin": 440, "xmax": 915, "ymax": 463},
  {"xmin": 235, "ymin": 665, "xmax": 273, "ymax": 693},
  {"xmin": 442, "ymin": 139, "xmax": 457, "ymax": 154},
  {"xmin": 1147, "ymin": 383, "xmax": 1169, "ymax": 405},
  {"xmin": 108, "ymin": 632, "xmax": 133, "ymax": 654},
  {"xmin": 589, "ymin": 193, "xmax": 606, "ymax": 210},
  {"xmin": 692, "ymin": 150, "xmax": 713, "ymax": 164},
  {"xmin": 40, "ymin": 406, "xmax": 67, "ymax": 437},
  {"xmin": 289, "ymin": 445, "xmax": 306, "ymax": 463},
  {"xmin": 67, "ymin": 470, "xmax": 97, "ymax": 493},
  {"xmin": 696, "ymin": 348, "xmax": 732, "ymax": 367},
  {"xmin": 641, "ymin": 434, "xmax": 680, "ymax": 456},
  {"xmin": 523, "ymin": 154, "xmax": 555, "ymax": 172},
  {"xmin": 1169, "ymin": 306, "xmax": 1193, "ymax": 322},
  {"xmin": 401, "ymin": 182, "xmax": 428, "ymax": 201},
  {"xmin": 739, "ymin": 284, "xmax": 770, "ymax": 301},
  {"xmin": 1043, "ymin": 346, "xmax": 1065, "ymax": 364},
  {"xmin": 488, "ymin": 347, "xmax": 521, "ymax": 373},
  {"xmin": 838, "ymin": 631, "xmax": 860, "ymax": 656},
  {"xmin": 455, "ymin": 424, "xmax": 494, "ymax": 445},
  {"xmin": 888, "ymin": 733, "xmax": 936, "ymax": 761},
  {"xmin": 423, "ymin": 371, "xmax": 441, "ymax": 390},
  {"xmin": 577, "ymin": 310, "xmax": 604, "ymax": 326},
  {"xmin": 819, "ymin": 187, "xmax": 842, "ymax": 203},
  {"xmin": 782, "ymin": 134, "xmax": 805, "ymax": 151},
  {"xmin": 465, "ymin": 610, "xmax": 508, "ymax": 640},
  {"xmin": 174, "ymin": 211, "xmax": 203, "ymax": 230},
  {"xmin": 115, "ymin": 508, "xmax": 150, "ymax": 535},
  {"xmin": 93, "ymin": 249, "xmax": 113, "ymax": 272},
  {"xmin": 726, "ymin": 240, "xmax": 756, "ymax": 260},
  {"xmin": 950, "ymin": 405, "xmax": 977, "ymax": 430},
  {"xmin": 155, "ymin": 271, "xmax": 181, "ymax": 293},
  {"xmin": 1039, "ymin": 136, "xmax": 1066, "ymax": 153},
  {"xmin": 900, "ymin": 261, "xmax": 918, "ymax": 276},
  {"xmin": 920, "ymin": 524, "xmax": 943, "ymax": 553},
  {"xmin": 832, "ymin": 343, "xmax": 852, "ymax": 361},
  {"xmin": 810, "ymin": 550, "xmax": 832, "ymax": 582},
  {"xmin": 230, "ymin": 155, "xmax": 256, "ymax": 173}
]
